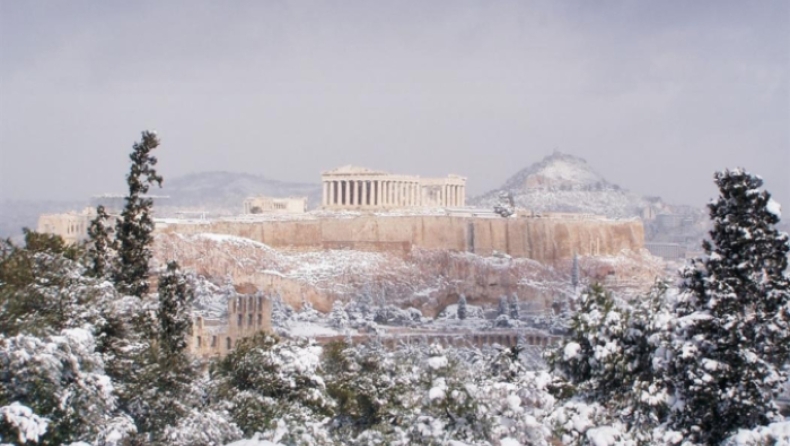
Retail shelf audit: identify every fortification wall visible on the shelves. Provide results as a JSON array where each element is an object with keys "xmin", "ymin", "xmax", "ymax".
[{"xmin": 159, "ymin": 215, "xmax": 643, "ymax": 263}]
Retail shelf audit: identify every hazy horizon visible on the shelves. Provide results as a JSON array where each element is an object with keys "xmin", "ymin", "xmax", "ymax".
[{"xmin": 1, "ymin": 1, "xmax": 788, "ymax": 208}]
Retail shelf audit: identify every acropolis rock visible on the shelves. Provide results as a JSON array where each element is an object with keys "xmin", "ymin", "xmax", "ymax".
[{"xmin": 158, "ymin": 213, "xmax": 644, "ymax": 263}]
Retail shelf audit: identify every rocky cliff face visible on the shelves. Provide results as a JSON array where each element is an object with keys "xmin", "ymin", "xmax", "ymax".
[
  {"xmin": 154, "ymin": 232, "xmax": 663, "ymax": 316},
  {"xmin": 159, "ymin": 214, "xmax": 644, "ymax": 263},
  {"xmin": 471, "ymin": 152, "xmax": 666, "ymax": 219}
]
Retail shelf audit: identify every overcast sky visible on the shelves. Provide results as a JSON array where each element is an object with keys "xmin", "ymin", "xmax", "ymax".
[{"xmin": 1, "ymin": 1, "xmax": 788, "ymax": 208}]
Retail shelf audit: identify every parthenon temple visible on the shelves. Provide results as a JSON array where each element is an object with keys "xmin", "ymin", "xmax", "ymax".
[{"xmin": 322, "ymin": 165, "xmax": 466, "ymax": 210}]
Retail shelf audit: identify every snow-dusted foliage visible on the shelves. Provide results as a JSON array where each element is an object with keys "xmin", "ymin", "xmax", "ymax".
[
  {"xmin": 546, "ymin": 282, "xmax": 673, "ymax": 444},
  {"xmin": 86, "ymin": 205, "xmax": 116, "ymax": 279},
  {"xmin": 328, "ymin": 301, "xmax": 349, "ymax": 330},
  {"xmin": 668, "ymin": 169, "xmax": 790, "ymax": 444},
  {"xmin": 0, "ymin": 329, "xmax": 116, "ymax": 445},
  {"xmin": 210, "ymin": 333, "xmax": 332, "ymax": 441}
]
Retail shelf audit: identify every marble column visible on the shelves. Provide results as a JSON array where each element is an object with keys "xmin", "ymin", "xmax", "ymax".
[
  {"xmin": 361, "ymin": 180, "xmax": 367, "ymax": 206},
  {"xmin": 376, "ymin": 181, "xmax": 381, "ymax": 206},
  {"xmin": 354, "ymin": 181, "xmax": 361, "ymax": 206},
  {"xmin": 343, "ymin": 181, "xmax": 349, "ymax": 206}
]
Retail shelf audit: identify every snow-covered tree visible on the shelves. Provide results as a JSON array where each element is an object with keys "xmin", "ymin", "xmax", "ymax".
[
  {"xmin": 114, "ymin": 131, "xmax": 163, "ymax": 297},
  {"xmin": 86, "ymin": 205, "xmax": 116, "ymax": 279},
  {"xmin": 157, "ymin": 261, "xmax": 194, "ymax": 356},
  {"xmin": 0, "ymin": 231, "xmax": 112, "ymax": 337},
  {"xmin": 457, "ymin": 295, "xmax": 468, "ymax": 320},
  {"xmin": 547, "ymin": 282, "xmax": 673, "ymax": 443},
  {"xmin": 119, "ymin": 262, "xmax": 202, "ymax": 444},
  {"xmin": 0, "ymin": 328, "xmax": 119, "ymax": 445},
  {"xmin": 211, "ymin": 333, "xmax": 332, "ymax": 439},
  {"xmin": 323, "ymin": 341, "xmax": 413, "ymax": 436},
  {"xmin": 493, "ymin": 191, "xmax": 515, "ymax": 218},
  {"xmin": 668, "ymin": 169, "xmax": 790, "ymax": 444},
  {"xmin": 329, "ymin": 300, "xmax": 350, "ymax": 330}
]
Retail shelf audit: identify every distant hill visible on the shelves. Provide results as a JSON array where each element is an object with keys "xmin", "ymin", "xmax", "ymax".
[
  {"xmin": 471, "ymin": 152, "xmax": 664, "ymax": 219},
  {"xmin": 156, "ymin": 171, "xmax": 322, "ymax": 215}
]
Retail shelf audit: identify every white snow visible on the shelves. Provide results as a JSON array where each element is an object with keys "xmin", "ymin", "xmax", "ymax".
[
  {"xmin": 286, "ymin": 321, "xmax": 341, "ymax": 338},
  {"xmin": 429, "ymin": 378, "xmax": 448, "ymax": 401},
  {"xmin": 563, "ymin": 342, "xmax": 581, "ymax": 360},
  {"xmin": 766, "ymin": 198, "xmax": 782, "ymax": 218},
  {"xmin": 586, "ymin": 426, "xmax": 621, "ymax": 446},
  {"xmin": 726, "ymin": 420, "xmax": 790, "ymax": 445},
  {"xmin": 427, "ymin": 355, "xmax": 449, "ymax": 370},
  {"xmin": 0, "ymin": 402, "xmax": 49, "ymax": 444}
]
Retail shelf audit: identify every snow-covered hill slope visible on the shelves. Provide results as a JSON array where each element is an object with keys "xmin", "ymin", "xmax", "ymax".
[
  {"xmin": 158, "ymin": 171, "xmax": 322, "ymax": 213},
  {"xmin": 471, "ymin": 152, "xmax": 664, "ymax": 219}
]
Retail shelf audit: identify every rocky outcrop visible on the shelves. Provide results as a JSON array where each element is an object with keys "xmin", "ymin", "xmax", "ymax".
[
  {"xmin": 154, "ymin": 232, "xmax": 660, "ymax": 316},
  {"xmin": 158, "ymin": 214, "xmax": 643, "ymax": 263}
]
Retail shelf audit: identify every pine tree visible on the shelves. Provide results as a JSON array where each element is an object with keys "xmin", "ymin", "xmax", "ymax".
[
  {"xmin": 114, "ymin": 131, "xmax": 163, "ymax": 297},
  {"xmin": 457, "ymin": 295, "xmax": 468, "ymax": 320},
  {"xmin": 669, "ymin": 168, "xmax": 790, "ymax": 444},
  {"xmin": 124, "ymin": 261, "xmax": 198, "ymax": 443},
  {"xmin": 329, "ymin": 300, "xmax": 349, "ymax": 329},
  {"xmin": 86, "ymin": 204, "xmax": 115, "ymax": 278},
  {"xmin": 157, "ymin": 261, "xmax": 194, "ymax": 356},
  {"xmin": 548, "ymin": 282, "xmax": 672, "ymax": 442}
]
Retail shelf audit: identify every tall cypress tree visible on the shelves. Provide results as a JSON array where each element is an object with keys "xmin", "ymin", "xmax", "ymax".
[
  {"xmin": 669, "ymin": 168, "xmax": 790, "ymax": 444},
  {"xmin": 157, "ymin": 261, "xmax": 195, "ymax": 356},
  {"xmin": 457, "ymin": 295, "xmax": 468, "ymax": 320},
  {"xmin": 114, "ymin": 131, "xmax": 163, "ymax": 297},
  {"xmin": 86, "ymin": 204, "xmax": 115, "ymax": 278}
]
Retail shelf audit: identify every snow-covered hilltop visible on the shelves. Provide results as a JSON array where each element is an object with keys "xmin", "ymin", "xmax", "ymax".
[{"xmin": 472, "ymin": 152, "xmax": 664, "ymax": 219}]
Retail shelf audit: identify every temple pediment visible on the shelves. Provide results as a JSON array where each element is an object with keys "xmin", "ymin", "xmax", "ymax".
[{"xmin": 323, "ymin": 165, "xmax": 387, "ymax": 175}]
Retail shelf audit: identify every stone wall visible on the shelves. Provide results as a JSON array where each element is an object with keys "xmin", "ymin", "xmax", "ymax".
[{"xmin": 158, "ymin": 214, "xmax": 644, "ymax": 263}]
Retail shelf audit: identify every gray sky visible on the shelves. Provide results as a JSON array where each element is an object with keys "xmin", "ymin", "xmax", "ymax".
[{"xmin": 1, "ymin": 1, "xmax": 788, "ymax": 207}]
